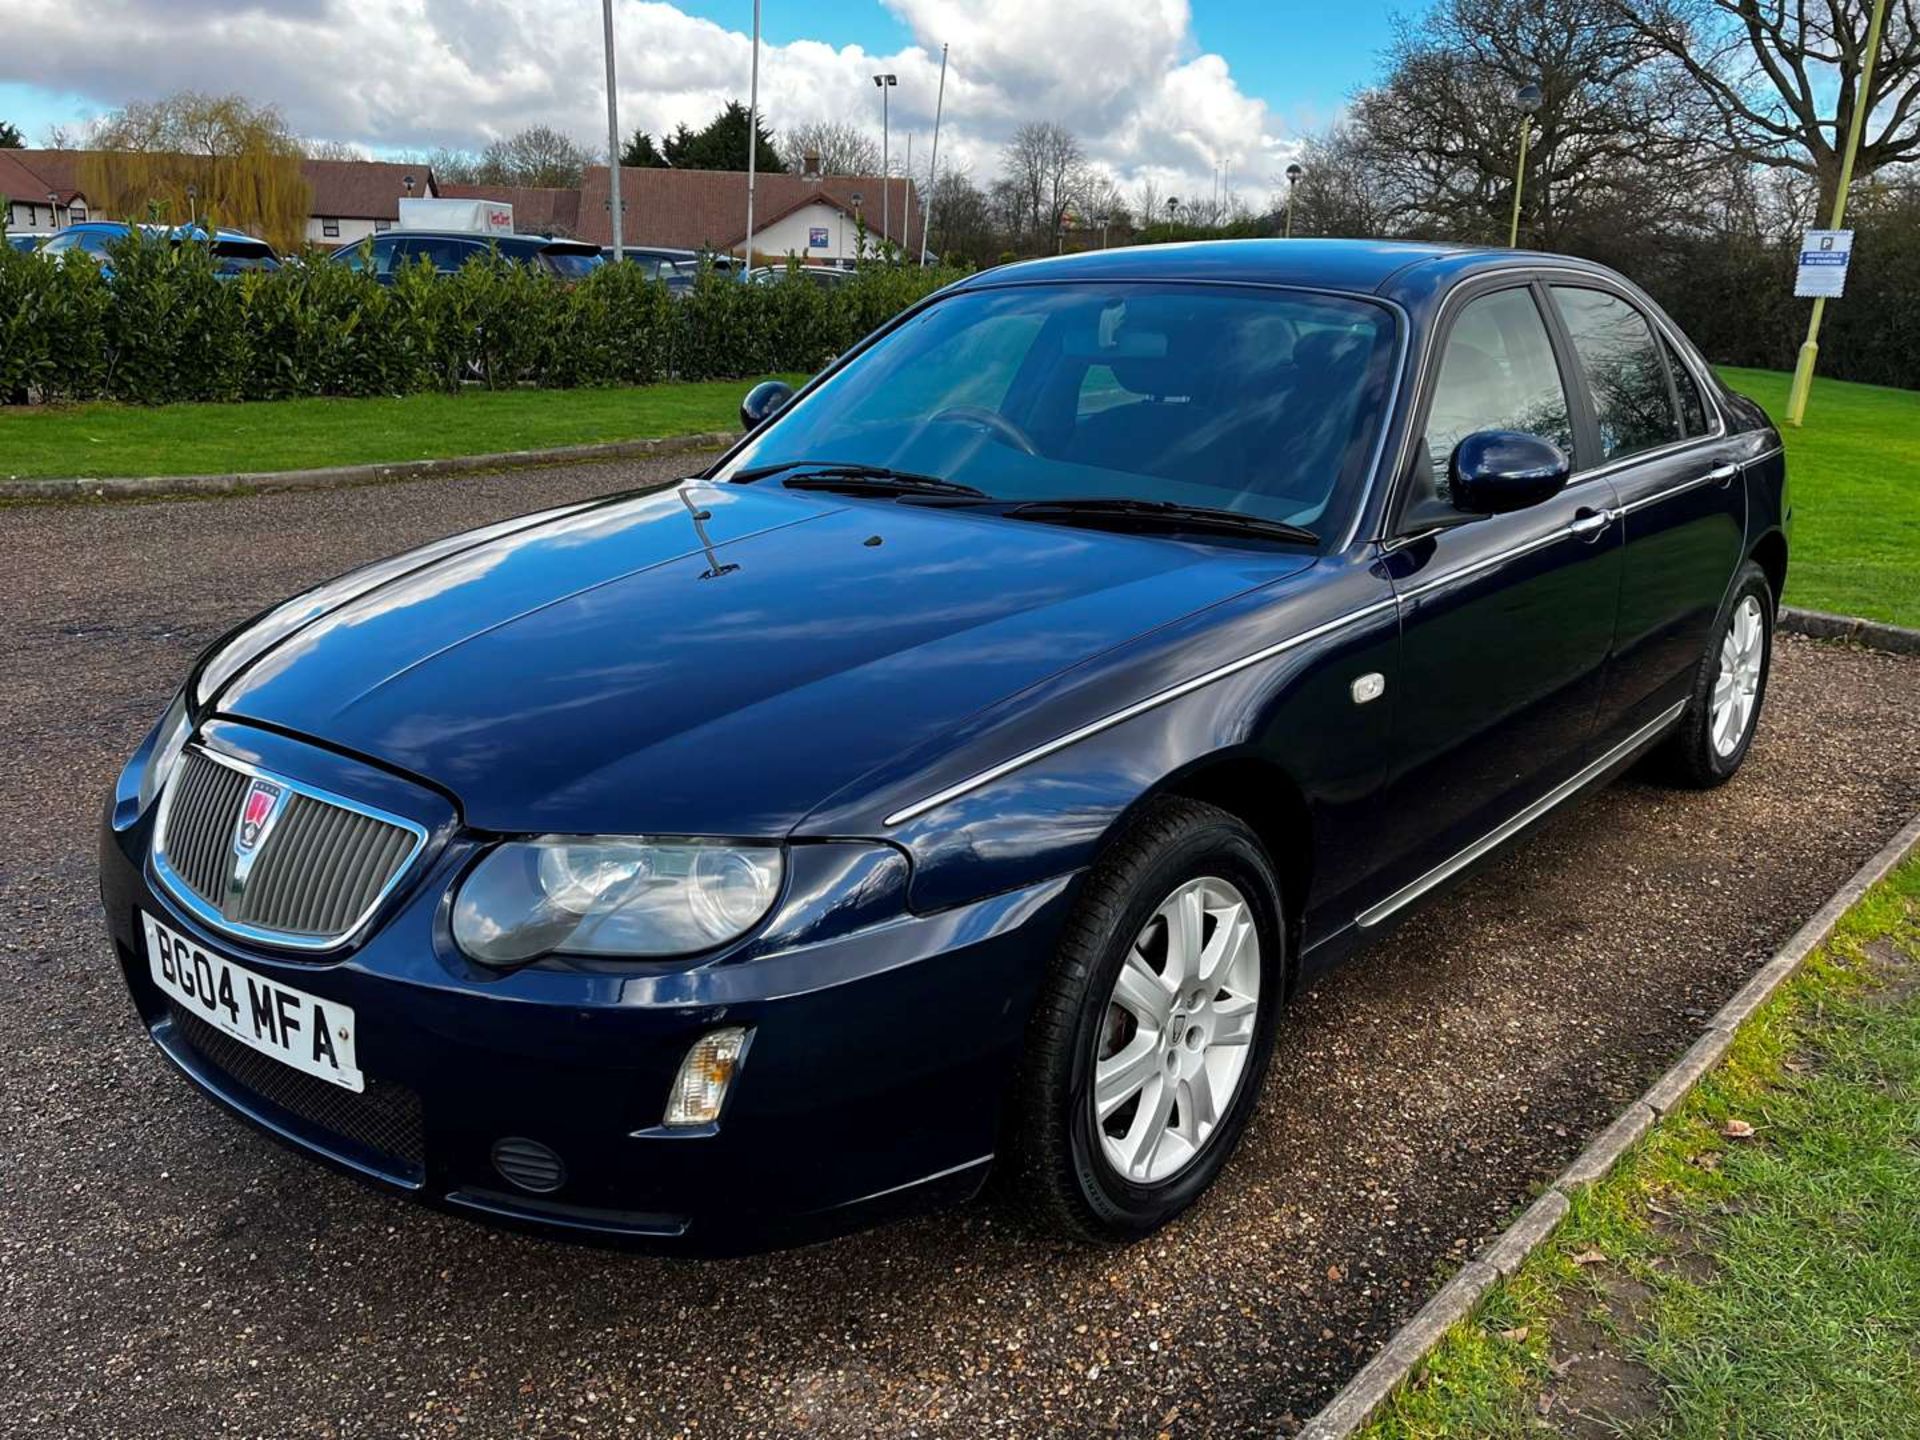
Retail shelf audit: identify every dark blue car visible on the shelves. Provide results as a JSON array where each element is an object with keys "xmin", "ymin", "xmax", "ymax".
[{"xmin": 101, "ymin": 240, "xmax": 1788, "ymax": 1250}]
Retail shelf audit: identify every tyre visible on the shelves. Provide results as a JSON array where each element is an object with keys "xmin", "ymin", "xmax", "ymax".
[
  {"xmin": 1010, "ymin": 797, "xmax": 1285, "ymax": 1243},
  {"xmin": 1658, "ymin": 561, "xmax": 1774, "ymax": 788}
]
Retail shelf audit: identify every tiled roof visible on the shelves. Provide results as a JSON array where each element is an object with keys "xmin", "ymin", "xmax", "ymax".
[
  {"xmin": 303, "ymin": 159, "xmax": 438, "ymax": 220},
  {"xmin": 569, "ymin": 166, "xmax": 919, "ymax": 252},
  {"xmin": 0, "ymin": 149, "xmax": 87, "ymax": 205}
]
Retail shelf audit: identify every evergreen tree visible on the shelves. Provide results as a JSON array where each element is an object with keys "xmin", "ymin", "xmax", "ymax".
[
  {"xmin": 0, "ymin": 120, "xmax": 23, "ymax": 149},
  {"xmin": 621, "ymin": 130, "xmax": 668, "ymax": 168},
  {"xmin": 662, "ymin": 102, "xmax": 781, "ymax": 173}
]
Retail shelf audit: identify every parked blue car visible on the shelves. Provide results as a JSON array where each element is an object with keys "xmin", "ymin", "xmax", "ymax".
[
  {"xmin": 101, "ymin": 240, "xmax": 1788, "ymax": 1251},
  {"xmin": 38, "ymin": 221, "xmax": 280, "ymax": 278}
]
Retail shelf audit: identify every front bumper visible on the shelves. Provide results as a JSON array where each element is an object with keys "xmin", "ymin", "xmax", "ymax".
[{"xmin": 100, "ymin": 732, "xmax": 1075, "ymax": 1254}]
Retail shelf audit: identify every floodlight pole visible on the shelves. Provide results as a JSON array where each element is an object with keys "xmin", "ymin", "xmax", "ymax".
[
  {"xmin": 744, "ymin": 0, "xmax": 761, "ymax": 274},
  {"xmin": 1785, "ymin": 0, "xmax": 1891, "ymax": 426},
  {"xmin": 920, "ymin": 42, "xmax": 948, "ymax": 266},
  {"xmin": 601, "ymin": 0, "xmax": 625, "ymax": 262}
]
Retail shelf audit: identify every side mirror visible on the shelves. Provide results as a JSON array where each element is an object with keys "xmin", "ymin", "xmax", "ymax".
[
  {"xmin": 740, "ymin": 380, "xmax": 795, "ymax": 431},
  {"xmin": 1448, "ymin": 430, "xmax": 1570, "ymax": 515}
]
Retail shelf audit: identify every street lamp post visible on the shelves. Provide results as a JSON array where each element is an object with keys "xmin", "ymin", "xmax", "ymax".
[
  {"xmin": 1785, "ymin": 0, "xmax": 1893, "ymax": 426},
  {"xmin": 49, "ymin": 190, "xmax": 62, "ymax": 231},
  {"xmin": 744, "ymin": 0, "xmax": 761, "ymax": 274},
  {"xmin": 601, "ymin": 0, "xmax": 625, "ymax": 263},
  {"xmin": 873, "ymin": 73, "xmax": 897, "ymax": 258},
  {"xmin": 1508, "ymin": 82, "xmax": 1543, "ymax": 249},
  {"xmin": 1284, "ymin": 162, "xmax": 1302, "ymax": 238}
]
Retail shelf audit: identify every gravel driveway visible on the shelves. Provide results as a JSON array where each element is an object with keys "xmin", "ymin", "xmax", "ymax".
[{"xmin": 3, "ymin": 460, "xmax": 1916, "ymax": 1440}]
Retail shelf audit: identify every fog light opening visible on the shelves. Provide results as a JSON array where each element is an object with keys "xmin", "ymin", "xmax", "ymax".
[
  {"xmin": 491, "ymin": 1136, "xmax": 566, "ymax": 1194},
  {"xmin": 664, "ymin": 1026, "xmax": 749, "ymax": 1128}
]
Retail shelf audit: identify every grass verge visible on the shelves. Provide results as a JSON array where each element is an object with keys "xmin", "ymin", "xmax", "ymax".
[
  {"xmin": 1719, "ymin": 366, "xmax": 1920, "ymax": 630},
  {"xmin": 1356, "ymin": 849, "xmax": 1920, "ymax": 1439},
  {"xmin": 0, "ymin": 378, "xmax": 803, "ymax": 481}
]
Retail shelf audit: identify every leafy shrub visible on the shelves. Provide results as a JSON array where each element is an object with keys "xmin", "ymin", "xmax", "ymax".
[{"xmin": 0, "ymin": 234, "xmax": 963, "ymax": 406}]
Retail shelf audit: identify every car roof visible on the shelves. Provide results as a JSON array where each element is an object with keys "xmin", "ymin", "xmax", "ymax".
[
  {"xmin": 947, "ymin": 238, "xmax": 1624, "ymax": 303},
  {"xmin": 381, "ymin": 229, "xmax": 589, "ymax": 247}
]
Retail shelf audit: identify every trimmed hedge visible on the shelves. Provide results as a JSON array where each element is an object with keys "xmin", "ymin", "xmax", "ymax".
[{"xmin": 0, "ymin": 236, "xmax": 965, "ymax": 405}]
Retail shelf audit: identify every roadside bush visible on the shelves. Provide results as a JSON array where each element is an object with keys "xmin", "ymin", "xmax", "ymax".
[{"xmin": 0, "ymin": 235, "xmax": 962, "ymax": 407}]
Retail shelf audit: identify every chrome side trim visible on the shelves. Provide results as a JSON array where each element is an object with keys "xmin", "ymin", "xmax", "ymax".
[
  {"xmin": 882, "ymin": 595, "xmax": 1402, "ymax": 827},
  {"xmin": 1354, "ymin": 700, "xmax": 1687, "ymax": 930},
  {"xmin": 151, "ymin": 746, "xmax": 430, "ymax": 953},
  {"xmin": 1393, "ymin": 522, "xmax": 1591, "ymax": 603}
]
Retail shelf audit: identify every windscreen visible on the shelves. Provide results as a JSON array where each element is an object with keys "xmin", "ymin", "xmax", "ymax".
[
  {"xmin": 543, "ymin": 250, "xmax": 604, "ymax": 279},
  {"xmin": 719, "ymin": 282, "xmax": 1400, "ymax": 542}
]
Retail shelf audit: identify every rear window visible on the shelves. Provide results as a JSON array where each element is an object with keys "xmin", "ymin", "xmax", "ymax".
[
  {"xmin": 541, "ymin": 249, "xmax": 603, "ymax": 279},
  {"xmin": 1551, "ymin": 286, "xmax": 1682, "ymax": 462}
]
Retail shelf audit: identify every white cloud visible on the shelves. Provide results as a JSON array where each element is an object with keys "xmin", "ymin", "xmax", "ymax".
[{"xmin": 3, "ymin": 0, "xmax": 1299, "ymax": 201}]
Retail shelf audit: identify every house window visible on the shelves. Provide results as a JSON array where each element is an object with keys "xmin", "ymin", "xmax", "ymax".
[
  {"xmin": 374, "ymin": 219, "xmax": 391, "ymax": 232},
  {"xmin": 69, "ymin": 203, "xmax": 87, "ymax": 223},
  {"xmin": 322, "ymin": 217, "xmax": 341, "ymax": 238}
]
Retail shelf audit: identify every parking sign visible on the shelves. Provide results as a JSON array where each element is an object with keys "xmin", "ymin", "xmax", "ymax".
[{"xmin": 1794, "ymin": 230, "xmax": 1853, "ymax": 298}]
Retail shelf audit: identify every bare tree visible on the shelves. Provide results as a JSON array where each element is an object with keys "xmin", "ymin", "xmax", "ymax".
[
  {"xmin": 780, "ymin": 119, "xmax": 880, "ymax": 175},
  {"xmin": 1615, "ymin": 0, "xmax": 1920, "ymax": 214},
  {"xmin": 304, "ymin": 138, "xmax": 370, "ymax": 161},
  {"xmin": 475, "ymin": 125, "xmax": 591, "ymax": 189},
  {"xmin": 1131, "ymin": 176, "xmax": 1163, "ymax": 231},
  {"xmin": 1287, "ymin": 123, "xmax": 1396, "ymax": 237},
  {"xmin": 1001, "ymin": 121, "xmax": 1085, "ymax": 251},
  {"xmin": 1337, "ymin": 0, "xmax": 1713, "ymax": 247}
]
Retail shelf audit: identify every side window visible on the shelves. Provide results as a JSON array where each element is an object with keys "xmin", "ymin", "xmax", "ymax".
[
  {"xmin": 1551, "ymin": 287, "xmax": 1681, "ymax": 461},
  {"xmin": 1423, "ymin": 287, "xmax": 1574, "ymax": 494},
  {"xmin": 1663, "ymin": 335, "xmax": 1710, "ymax": 437}
]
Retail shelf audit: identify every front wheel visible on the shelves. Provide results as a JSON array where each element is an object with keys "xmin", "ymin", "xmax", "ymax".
[
  {"xmin": 1009, "ymin": 798, "xmax": 1285, "ymax": 1243},
  {"xmin": 1658, "ymin": 561, "xmax": 1774, "ymax": 788}
]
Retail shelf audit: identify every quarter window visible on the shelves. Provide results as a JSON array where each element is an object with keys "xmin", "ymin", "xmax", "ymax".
[
  {"xmin": 1423, "ymin": 287, "xmax": 1574, "ymax": 493},
  {"xmin": 1663, "ymin": 336, "xmax": 1710, "ymax": 437},
  {"xmin": 1551, "ymin": 287, "xmax": 1681, "ymax": 461}
]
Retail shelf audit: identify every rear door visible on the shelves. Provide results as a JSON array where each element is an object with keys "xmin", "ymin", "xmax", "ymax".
[
  {"xmin": 1367, "ymin": 279, "xmax": 1622, "ymax": 919},
  {"xmin": 1545, "ymin": 284, "xmax": 1746, "ymax": 743}
]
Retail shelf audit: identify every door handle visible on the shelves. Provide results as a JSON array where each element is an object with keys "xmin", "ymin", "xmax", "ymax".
[
  {"xmin": 1708, "ymin": 462, "xmax": 1740, "ymax": 488},
  {"xmin": 1567, "ymin": 509, "xmax": 1613, "ymax": 540}
]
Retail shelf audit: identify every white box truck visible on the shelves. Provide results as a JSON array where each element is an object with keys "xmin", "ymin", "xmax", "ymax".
[{"xmin": 397, "ymin": 198, "xmax": 515, "ymax": 235}]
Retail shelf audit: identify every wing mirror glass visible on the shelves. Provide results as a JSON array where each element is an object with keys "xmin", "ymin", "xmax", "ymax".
[
  {"xmin": 740, "ymin": 380, "xmax": 795, "ymax": 431},
  {"xmin": 1448, "ymin": 430, "xmax": 1571, "ymax": 515}
]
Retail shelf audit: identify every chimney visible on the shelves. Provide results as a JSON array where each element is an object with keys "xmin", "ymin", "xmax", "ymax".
[{"xmin": 802, "ymin": 151, "xmax": 823, "ymax": 180}]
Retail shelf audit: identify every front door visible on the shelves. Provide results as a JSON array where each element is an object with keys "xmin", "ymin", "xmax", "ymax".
[{"xmin": 1367, "ymin": 281, "xmax": 1623, "ymax": 922}]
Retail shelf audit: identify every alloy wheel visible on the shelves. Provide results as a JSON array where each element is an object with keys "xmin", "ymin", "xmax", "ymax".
[
  {"xmin": 1091, "ymin": 876, "xmax": 1261, "ymax": 1185},
  {"xmin": 1710, "ymin": 595, "xmax": 1765, "ymax": 757}
]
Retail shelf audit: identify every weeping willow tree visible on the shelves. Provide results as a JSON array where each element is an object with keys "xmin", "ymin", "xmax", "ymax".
[{"xmin": 81, "ymin": 93, "xmax": 311, "ymax": 252}]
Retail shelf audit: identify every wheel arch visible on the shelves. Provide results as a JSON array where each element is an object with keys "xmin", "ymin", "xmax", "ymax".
[
  {"xmin": 1131, "ymin": 750, "xmax": 1314, "ymax": 985},
  {"xmin": 1750, "ymin": 528, "xmax": 1789, "ymax": 613}
]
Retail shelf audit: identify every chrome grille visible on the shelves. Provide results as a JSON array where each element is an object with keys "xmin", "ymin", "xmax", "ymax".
[{"xmin": 155, "ymin": 749, "xmax": 425, "ymax": 948}]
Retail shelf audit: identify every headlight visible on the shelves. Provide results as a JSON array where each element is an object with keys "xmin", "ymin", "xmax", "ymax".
[
  {"xmin": 452, "ymin": 836, "xmax": 784, "ymax": 965},
  {"xmin": 137, "ymin": 692, "xmax": 194, "ymax": 813}
]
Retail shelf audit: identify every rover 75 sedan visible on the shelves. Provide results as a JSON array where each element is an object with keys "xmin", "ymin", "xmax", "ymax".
[{"xmin": 101, "ymin": 240, "xmax": 1788, "ymax": 1250}]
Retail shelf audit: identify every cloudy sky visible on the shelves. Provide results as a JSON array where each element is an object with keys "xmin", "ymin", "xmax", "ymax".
[{"xmin": 3, "ymin": 0, "xmax": 1399, "ymax": 203}]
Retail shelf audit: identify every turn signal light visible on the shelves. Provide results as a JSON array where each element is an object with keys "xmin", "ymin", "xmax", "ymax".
[{"xmin": 664, "ymin": 1027, "xmax": 749, "ymax": 1127}]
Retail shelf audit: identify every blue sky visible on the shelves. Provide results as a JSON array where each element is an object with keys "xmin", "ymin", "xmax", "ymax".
[{"xmin": 4, "ymin": 0, "xmax": 1408, "ymax": 197}]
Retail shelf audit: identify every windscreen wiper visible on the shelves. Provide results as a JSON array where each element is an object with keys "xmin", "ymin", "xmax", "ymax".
[
  {"xmin": 731, "ymin": 460, "xmax": 987, "ymax": 498},
  {"xmin": 1004, "ymin": 497, "xmax": 1319, "ymax": 546}
]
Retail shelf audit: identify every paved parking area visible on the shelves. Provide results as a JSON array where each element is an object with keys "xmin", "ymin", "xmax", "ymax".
[{"xmin": 3, "ymin": 461, "xmax": 1918, "ymax": 1439}]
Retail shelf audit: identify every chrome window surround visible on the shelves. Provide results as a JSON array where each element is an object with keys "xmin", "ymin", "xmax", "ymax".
[
  {"xmin": 151, "ymin": 746, "xmax": 429, "ymax": 953},
  {"xmin": 1375, "ymin": 263, "xmax": 1731, "ymax": 544}
]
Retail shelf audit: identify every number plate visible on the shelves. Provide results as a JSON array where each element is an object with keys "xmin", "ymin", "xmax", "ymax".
[{"xmin": 143, "ymin": 913, "xmax": 364, "ymax": 1093}]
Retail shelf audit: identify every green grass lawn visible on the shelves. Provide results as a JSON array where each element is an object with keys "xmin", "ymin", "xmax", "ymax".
[
  {"xmin": 1719, "ymin": 366, "xmax": 1920, "ymax": 629},
  {"xmin": 1358, "ymin": 853, "xmax": 1920, "ymax": 1439},
  {"xmin": 0, "ymin": 378, "xmax": 802, "ymax": 482}
]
